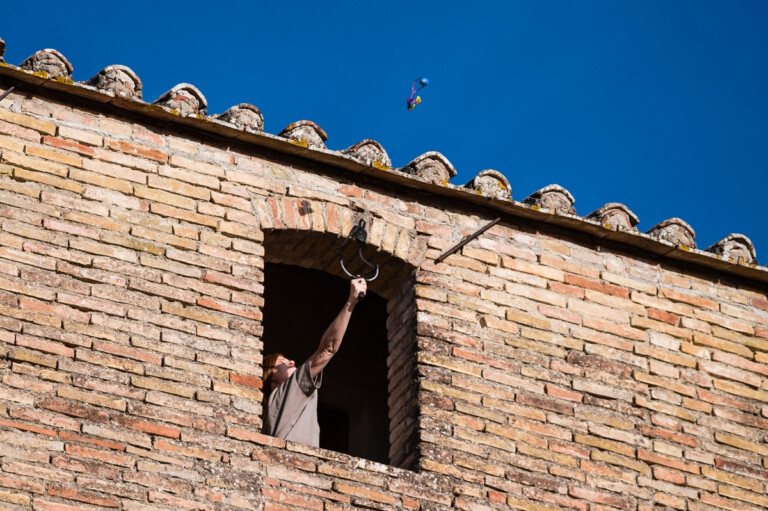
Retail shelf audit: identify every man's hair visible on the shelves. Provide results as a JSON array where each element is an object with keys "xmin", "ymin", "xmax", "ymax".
[{"xmin": 262, "ymin": 352, "xmax": 285, "ymax": 395}]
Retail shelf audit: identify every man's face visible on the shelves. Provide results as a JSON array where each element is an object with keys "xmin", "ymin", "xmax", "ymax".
[{"xmin": 271, "ymin": 355, "xmax": 296, "ymax": 389}]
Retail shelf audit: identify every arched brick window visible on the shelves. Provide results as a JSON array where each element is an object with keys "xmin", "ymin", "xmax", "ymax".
[{"xmin": 260, "ymin": 229, "xmax": 419, "ymax": 469}]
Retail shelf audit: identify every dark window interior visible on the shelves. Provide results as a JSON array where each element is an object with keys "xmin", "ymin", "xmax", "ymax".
[{"xmin": 262, "ymin": 263, "xmax": 390, "ymax": 464}]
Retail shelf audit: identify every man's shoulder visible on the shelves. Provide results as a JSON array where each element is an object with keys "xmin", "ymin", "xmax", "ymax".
[{"xmin": 295, "ymin": 359, "xmax": 320, "ymax": 394}]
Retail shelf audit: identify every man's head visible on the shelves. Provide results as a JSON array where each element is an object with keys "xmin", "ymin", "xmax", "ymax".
[{"xmin": 263, "ymin": 353, "xmax": 296, "ymax": 393}]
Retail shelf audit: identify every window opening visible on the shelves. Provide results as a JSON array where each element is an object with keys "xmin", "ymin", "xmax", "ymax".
[{"xmin": 261, "ymin": 263, "xmax": 390, "ymax": 464}]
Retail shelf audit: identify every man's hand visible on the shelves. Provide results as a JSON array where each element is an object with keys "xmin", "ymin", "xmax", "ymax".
[{"xmin": 350, "ymin": 278, "xmax": 367, "ymax": 304}]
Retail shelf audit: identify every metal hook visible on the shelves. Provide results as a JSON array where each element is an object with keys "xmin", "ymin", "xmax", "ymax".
[{"xmin": 335, "ymin": 219, "xmax": 379, "ymax": 299}]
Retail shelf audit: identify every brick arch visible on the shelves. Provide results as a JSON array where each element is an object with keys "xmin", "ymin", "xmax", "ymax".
[{"xmin": 254, "ymin": 198, "xmax": 425, "ymax": 300}]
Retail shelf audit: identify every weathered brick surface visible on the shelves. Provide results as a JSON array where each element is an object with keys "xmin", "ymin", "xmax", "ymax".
[{"xmin": 0, "ymin": 87, "xmax": 766, "ymax": 511}]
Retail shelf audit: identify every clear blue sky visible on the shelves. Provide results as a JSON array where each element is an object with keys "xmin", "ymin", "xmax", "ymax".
[{"xmin": 2, "ymin": 1, "xmax": 767, "ymax": 262}]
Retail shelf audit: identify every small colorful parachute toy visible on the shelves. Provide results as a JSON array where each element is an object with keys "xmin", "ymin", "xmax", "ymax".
[{"xmin": 406, "ymin": 77, "xmax": 429, "ymax": 110}]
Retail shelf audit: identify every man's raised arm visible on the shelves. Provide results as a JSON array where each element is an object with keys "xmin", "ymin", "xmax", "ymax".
[{"xmin": 309, "ymin": 278, "xmax": 367, "ymax": 378}]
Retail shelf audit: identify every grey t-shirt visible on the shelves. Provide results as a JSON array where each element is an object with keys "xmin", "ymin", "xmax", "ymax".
[{"xmin": 263, "ymin": 360, "xmax": 322, "ymax": 446}]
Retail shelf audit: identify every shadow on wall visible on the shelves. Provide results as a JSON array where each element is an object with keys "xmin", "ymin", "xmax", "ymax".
[{"xmin": 261, "ymin": 263, "xmax": 390, "ymax": 464}]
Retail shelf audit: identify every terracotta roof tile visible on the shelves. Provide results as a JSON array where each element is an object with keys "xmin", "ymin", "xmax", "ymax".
[
  {"xmin": 400, "ymin": 151, "xmax": 456, "ymax": 185},
  {"xmin": 706, "ymin": 233, "xmax": 756, "ymax": 265},
  {"xmin": 279, "ymin": 120, "xmax": 327, "ymax": 149},
  {"xmin": 20, "ymin": 48, "xmax": 72, "ymax": 79},
  {"xmin": 214, "ymin": 103, "xmax": 264, "ymax": 133},
  {"xmin": 646, "ymin": 218, "xmax": 697, "ymax": 249},
  {"xmin": 152, "ymin": 83, "xmax": 207, "ymax": 116},
  {"xmin": 523, "ymin": 184, "xmax": 576, "ymax": 215},
  {"xmin": 586, "ymin": 203, "xmax": 640, "ymax": 231},
  {"xmin": 465, "ymin": 170, "xmax": 511, "ymax": 200},
  {"xmin": 342, "ymin": 140, "xmax": 391, "ymax": 169}
]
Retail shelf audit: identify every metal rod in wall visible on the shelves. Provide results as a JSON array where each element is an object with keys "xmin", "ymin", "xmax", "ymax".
[
  {"xmin": 0, "ymin": 85, "xmax": 17, "ymax": 104},
  {"xmin": 434, "ymin": 217, "xmax": 501, "ymax": 264}
]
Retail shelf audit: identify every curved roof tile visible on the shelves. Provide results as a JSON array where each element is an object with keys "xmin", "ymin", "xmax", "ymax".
[
  {"xmin": 83, "ymin": 65, "xmax": 143, "ymax": 100},
  {"xmin": 646, "ymin": 218, "xmax": 696, "ymax": 249},
  {"xmin": 706, "ymin": 233, "xmax": 757, "ymax": 265},
  {"xmin": 152, "ymin": 83, "xmax": 207, "ymax": 116},
  {"xmin": 586, "ymin": 203, "xmax": 640, "ymax": 231},
  {"xmin": 400, "ymin": 151, "xmax": 457, "ymax": 185},
  {"xmin": 279, "ymin": 120, "xmax": 328, "ymax": 149},
  {"xmin": 465, "ymin": 170, "xmax": 511, "ymax": 200},
  {"xmin": 214, "ymin": 103, "xmax": 264, "ymax": 133},
  {"xmin": 342, "ymin": 140, "xmax": 391, "ymax": 169},
  {"xmin": 20, "ymin": 49, "xmax": 73, "ymax": 79},
  {"xmin": 524, "ymin": 185, "xmax": 576, "ymax": 215}
]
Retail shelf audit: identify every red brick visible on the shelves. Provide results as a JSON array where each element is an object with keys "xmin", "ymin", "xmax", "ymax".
[
  {"xmin": 92, "ymin": 340, "xmax": 162, "ymax": 364},
  {"xmin": 0, "ymin": 473, "xmax": 45, "ymax": 494},
  {"xmin": 564, "ymin": 274, "xmax": 630, "ymax": 298},
  {"xmin": 453, "ymin": 347, "xmax": 516, "ymax": 372},
  {"xmin": 30, "ymin": 500, "xmax": 93, "ymax": 511},
  {"xmin": 549, "ymin": 281, "xmax": 586, "ymax": 298},
  {"xmin": 58, "ymin": 432, "xmax": 125, "ymax": 451},
  {"xmin": 653, "ymin": 465, "xmax": 686, "ymax": 485},
  {"xmin": 197, "ymin": 296, "xmax": 262, "ymax": 320},
  {"xmin": 152, "ymin": 438, "xmax": 221, "ymax": 461},
  {"xmin": 148, "ymin": 491, "xmax": 210, "ymax": 510},
  {"xmin": 638, "ymin": 425, "xmax": 697, "ymax": 448},
  {"xmin": 104, "ymin": 138, "xmax": 167, "ymax": 162},
  {"xmin": 488, "ymin": 491, "xmax": 505, "ymax": 504},
  {"xmin": 712, "ymin": 350, "xmax": 768, "ymax": 377},
  {"xmin": 546, "ymin": 384, "xmax": 583, "ymax": 403},
  {"xmin": 715, "ymin": 458, "xmax": 768, "ymax": 481},
  {"xmin": 42, "ymin": 218, "xmax": 99, "ymax": 239},
  {"xmin": 698, "ymin": 359, "xmax": 761, "ymax": 388},
  {"xmin": 8, "ymin": 404, "xmax": 79, "ymax": 430},
  {"xmin": 199, "ymin": 243, "xmax": 262, "ymax": 266},
  {"xmin": 648, "ymin": 308, "xmax": 680, "ymax": 325},
  {"xmin": 204, "ymin": 270, "xmax": 263, "ymax": 293},
  {"xmin": 37, "ymin": 398, "xmax": 110, "ymax": 423},
  {"xmin": 549, "ymin": 440, "xmax": 591, "ymax": 458},
  {"xmin": 262, "ymin": 487, "xmax": 324, "ymax": 511},
  {"xmin": 0, "ymin": 417, "xmax": 57, "ymax": 436},
  {"xmin": 113, "ymin": 416, "xmax": 181, "ymax": 439},
  {"xmin": 338, "ymin": 184, "xmax": 363, "ymax": 198},
  {"xmin": 264, "ymin": 503, "xmax": 296, "ymax": 511},
  {"xmin": 57, "ymin": 292, "xmax": 126, "ymax": 317},
  {"xmin": 15, "ymin": 334, "xmax": 74, "ymax": 357},
  {"xmin": 580, "ymin": 460, "xmax": 633, "ymax": 483},
  {"xmin": 65, "ymin": 444, "xmax": 135, "ymax": 467},
  {"xmin": 0, "ymin": 120, "xmax": 41, "ymax": 141},
  {"xmin": 332, "ymin": 482, "xmax": 398, "ymax": 505},
  {"xmin": 539, "ymin": 304, "xmax": 581, "ymax": 324},
  {"xmin": 229, "ymin": 427, "xmax": 285, "ymax": 448},
  {"xmin": 637, "ymin": 449, "xmax": 699, "ymax": 474},
  {"xmin": 749, "ymin": 297, "xmax": 768, "ymax": 312},
  {"xmin": 568, "ymin": 486, "xmax": 631, "ymax": 510},
  {"xmin": 230, "ymin": 373, "xmax": 263, "ymax": 388},
  {"xmin": 659, "ymin": 287, "xmax": 718, "ymax": 310},
  {"xmin": 51, "ymin": 455, "xmax": 120, "ymax": 479},
  {"xmin": 698, "ymin": 388, "xmax": 758, "ymax": 414},
  {"xmin": 129, "ymin": 278, "xmax": 198, "ymax": 304},
  {"xmin": 43, "ymin": 135, "xmax": 94, "ymax": 156},
  {"xmin": 47, "ymin": 485, "xmax": 120, "ymax": 508},
  {"xmin": 52, "ymin": 109, "xmax": 99, "ymax": 128}
]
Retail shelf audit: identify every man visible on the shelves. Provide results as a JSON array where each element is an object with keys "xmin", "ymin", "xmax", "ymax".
[{"xmin": 262, "ymin": 277, "xmax": 367, "ymax": 447}]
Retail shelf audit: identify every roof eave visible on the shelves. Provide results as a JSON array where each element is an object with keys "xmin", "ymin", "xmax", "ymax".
[{"xmin": 1, "ymin": 64, "xmax": 766, "ymax": 286}]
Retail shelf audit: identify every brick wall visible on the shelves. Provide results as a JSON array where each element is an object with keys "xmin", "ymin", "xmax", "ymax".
[{"xmin": 0, "ymin": 84, "xmax": 767, "ymax": 511}]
